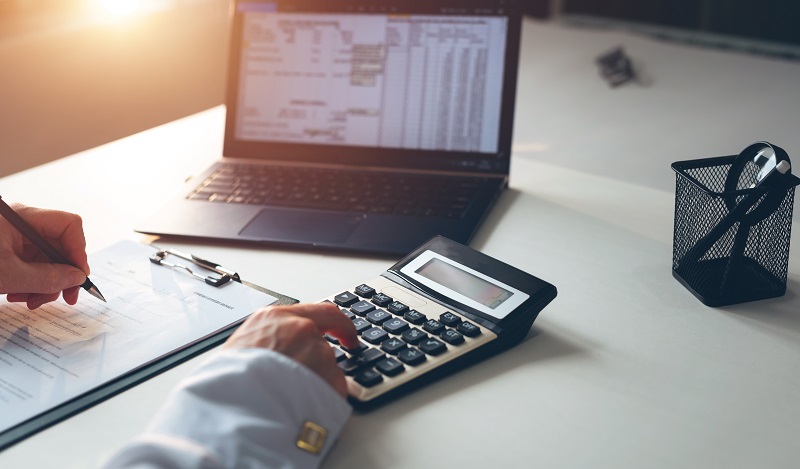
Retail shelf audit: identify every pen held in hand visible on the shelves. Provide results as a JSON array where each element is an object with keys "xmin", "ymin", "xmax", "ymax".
[{"xmin": 0, "ymin": 196, "xmax": 106, "ymax": 303}]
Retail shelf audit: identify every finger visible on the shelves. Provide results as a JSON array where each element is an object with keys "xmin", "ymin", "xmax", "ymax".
[
  {"xmin": 274, "ymin": 303, "xmax": 360, "ymax": 349},
  {"xmin": 314, "ymin": 342, "xmax": 349, "ymax": 398},
  {"xmin": 223, "ymin": 306, "xmax": 352, "ymax": 398},
  {"xmin": 6, "ymin": 293, "xmax": 31, "ymax": 303},
  {"xmin": 294, "ymin": 332, "xmax": 348, "ymax": 399},
  {"xmin": 7, "ymin": 291, "xmax": 79, "ymax": 309},
  {"xmin": 0, "ymin": 258, "xmax": 86, "ymax": 295},
  {"xmin": 26, "ymin": 293, "xmax": 60, "ymax": 310},
  {"xmin": 12, "ymin": 204, "xmax": 90, "ymax": 275},
  {"xmin": 63, "ymin": 285, "xmax": 81, "ymax": 305}
]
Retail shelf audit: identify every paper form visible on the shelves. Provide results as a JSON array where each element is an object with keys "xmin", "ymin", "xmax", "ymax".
[{"xmin": 0, "ymin": 240, "xmax": 278, "ymax": 434}]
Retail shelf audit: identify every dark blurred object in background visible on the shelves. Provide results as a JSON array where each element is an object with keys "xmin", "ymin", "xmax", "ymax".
[
  {"xmin": 562, "ymin": 0, "xmax": 800, "ymax": 46},
  {"xmin": 595, "ymin": 46, "xmax": 638, "ymax": 87},
  {"xmin": 520, "ymin": 0, "xmax": 551, "ymax": 18}
]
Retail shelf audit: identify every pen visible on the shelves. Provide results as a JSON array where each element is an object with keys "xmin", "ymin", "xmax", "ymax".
[{"xmin": 0, "ymin": 196, "xmax": 106, "ymax": 303}]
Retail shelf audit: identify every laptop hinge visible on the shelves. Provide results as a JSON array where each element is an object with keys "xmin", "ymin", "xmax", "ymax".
[{"xmin": 217, "ymin": 158, "xmax": 507, "ymax": 180}]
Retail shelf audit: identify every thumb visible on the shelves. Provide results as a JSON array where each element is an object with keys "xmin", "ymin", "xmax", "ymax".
[{"xmin": 2, "ymin": 260, "xmax": 87, "ymax": 295}]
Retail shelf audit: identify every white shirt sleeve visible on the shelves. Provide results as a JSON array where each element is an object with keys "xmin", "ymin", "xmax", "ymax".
[{"xmin": 104, "ymin": 348, "xmax": 352, "ymax": 469}]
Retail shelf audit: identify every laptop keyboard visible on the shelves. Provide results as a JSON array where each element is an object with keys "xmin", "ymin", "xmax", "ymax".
[{"xmin": 186, "ymin": 163, "xmax": 485, "ymax": 219}]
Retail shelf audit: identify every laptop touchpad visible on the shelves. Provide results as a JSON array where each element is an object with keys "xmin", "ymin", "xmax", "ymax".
[{"xmin": 239, "ymin": 209, "xmax": 364, "ymax": 244}]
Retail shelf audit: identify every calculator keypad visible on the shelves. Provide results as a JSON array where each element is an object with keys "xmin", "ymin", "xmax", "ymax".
[
  {"xmin": 382, "ymin": 318, "xmax": 409, "ymax": 335},
  {"xmin": 387, "ymin": 301, "xmax": 409, "ymax": 315},
  {"xmin": 350, "ymin": 300, "xmax": 376, "ymax": 316},
  {"xmin": 354, "ymin": 284, "xmax": 376, "ymax": 298},
  {"xmin": 322, "ymin": 276, "xmax": 495, "ymax": 402},
  {"xmin": 381, "ymin": 337, "xmax": 407, "ymax": 354},
  {"xmin": 334, "ymin": 291, "xmax": 359, "ymax": 307},
  {"xmin": 370, "ymin": 292, "xmax": 393, "ymax": 307},
  {"xmin": 401, "ymin": 328, "xmax": 427, "ymax": 345},
  {"xmin": 362, "ymin": 327, "xmax": 389, "ymax": 344},
  {"xmin": 404, "ymin": 310, "xmax": 426, "ymax": 324}
]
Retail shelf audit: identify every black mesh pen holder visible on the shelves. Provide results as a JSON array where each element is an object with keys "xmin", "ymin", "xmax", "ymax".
[{"xmin": 671, "ymin": 142, "xmax": 799, "ymax": 307}]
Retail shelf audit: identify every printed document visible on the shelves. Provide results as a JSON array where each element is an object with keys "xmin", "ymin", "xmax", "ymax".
[{"xmin": 0, "ymin": 240, "xmax": 278, "ymax": 434}]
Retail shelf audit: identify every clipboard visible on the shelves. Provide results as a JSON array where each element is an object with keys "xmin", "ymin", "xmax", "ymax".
[
  {"xmin": 149, "ymin": 247, "xmax": 298, "ymax": 304},
  {"xmin": 0, "ymin": 241, "xmax": 297, "ymax": 451}
]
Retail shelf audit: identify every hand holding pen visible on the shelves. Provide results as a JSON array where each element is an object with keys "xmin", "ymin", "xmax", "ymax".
[{"xmin": 0, "ymin": 197, "xmax": 105, "ymax": 309}]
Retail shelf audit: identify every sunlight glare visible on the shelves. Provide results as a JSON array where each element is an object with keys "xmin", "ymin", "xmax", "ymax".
[{"xmin": 95, "ymin": 0, "xmax": 144, "ymax": 19}]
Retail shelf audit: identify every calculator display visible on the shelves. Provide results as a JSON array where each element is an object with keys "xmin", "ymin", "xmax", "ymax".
[
  {"xmin": 399, "ymin": 250, "xmax": 529, "ymax": 320},
  {"xmin": 415, "ymin": 258, "xmax": 513, "ymax": 309}
]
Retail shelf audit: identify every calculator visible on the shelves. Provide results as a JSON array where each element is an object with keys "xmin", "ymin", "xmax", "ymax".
[{"xmin": 320, "ymin": 236, "xmax": 557, "ymax": 407}]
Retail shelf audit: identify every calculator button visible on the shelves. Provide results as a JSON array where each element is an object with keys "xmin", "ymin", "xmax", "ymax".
[
  {"xmin": 423, "ymin": 319, "xmax": 445, "ymax": 335},
  {"xmin": 419, "ymin": 338, "xmax": 447, "ymax": 356},
  {"xmin": 375, "ymin": 357, "xmax": 405, "ymax": 377},
  {"xmin": 340, "ymin": 308, "xmax": 356, "ymax": 320},
  {"xmin": 354, "ymin": 368, "xmax": 383, "ymax": 387},
  {"xmin": 333, "ymin": 347, "xmax": 346, "ymax": 362},
  {"xmin": 441, "ymin": 328, "xmax": 465, "ymax": 345},
  {"xmin": 324, "ymin": 333, "xmax": 339, "ymax": 344},
  {"xmin": 397, "ymin": 347, "xmax": 426, "ymax": 366},
  {"xmin": 404, "ymin": 309, "xmax": 426, "ymax": 325},
  {"xmin": 338, "ymin": 359, "xmax": 361, "ymax": 375},
  {"xmin": 355, "ymin": 284, "xmax": 376, "ymax": 298},
  {"xmin": 387, "ymin": 301, "xmax": 409, "ymax": 315},
  {"xmin": 366, "ymin": 309, "xmax": 391, "ymax": 325},
  {"xmin": 371, "ymin": 292, "xmax": 393, "ymax": 307},
  {"xmin": 383, "ymin": 317, "xmax": 410, "ymax": 335},
  {"xmin": 381, "ymin": 337, "xmax": 407, "ymax": 355},
  {"xmin": 456, "ymin": 321, "xmax": 481, "ymax": 337},
  {"xmin": 341, "ymin": 341, "xmax": 368, "ymax": 355},
  {"xmin": 362, "ymin": 327, "xmax": 390, "ymax": 344},
  {"xmin": 340, "ymin": 348, "xmax": 385, "ymax": 374},
  {"xmin": 439, "ymin": 312, "xmax": 461, "ymax": 327},
  {"xmin": 401, "ymin": 328, "xmax": 427, "ymax": 345},
  {"xmin": 351, "ymin": 317, "xmax": 371, "ymax": 333},
  {"xmin": 350, "ymin": 300, "xmax": 376, "ymax": 316},
  {"xmin": 334, "ymin": 292, "xmax": 359, "ymax": 307},
  {"xmin": 354, "ymin": 348, "xmax": 386, "ymax": 367}
]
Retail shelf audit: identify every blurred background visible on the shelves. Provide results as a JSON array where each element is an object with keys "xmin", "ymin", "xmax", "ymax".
[
  {"xmin": 0, "ymin": 0, "xmax": 229, "ymax": 177},
  {"xmin": 1, "ymin": 0, "xmax": 798, "ymax": 177}
]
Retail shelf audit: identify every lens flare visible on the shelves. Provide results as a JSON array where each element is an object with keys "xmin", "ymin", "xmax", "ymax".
[{"xmin": 95, "ymin": 0, "xmax": 143, "ymax": 18}]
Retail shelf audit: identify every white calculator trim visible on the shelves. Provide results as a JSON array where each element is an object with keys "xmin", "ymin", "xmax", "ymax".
[{"xmin": 399, "ymin": 250, "xmax": 529, "ymax": 320}]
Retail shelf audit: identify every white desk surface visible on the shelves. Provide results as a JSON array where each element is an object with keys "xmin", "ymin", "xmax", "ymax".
[{"xmin": 1, "ymin": 18, "xmax": 799, "ymax": 469}]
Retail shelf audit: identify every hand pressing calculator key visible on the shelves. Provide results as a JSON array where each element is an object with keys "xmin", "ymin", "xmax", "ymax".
[{"xmin": 320, "ymin": 236, "xmax": 557, "ymax": 408}]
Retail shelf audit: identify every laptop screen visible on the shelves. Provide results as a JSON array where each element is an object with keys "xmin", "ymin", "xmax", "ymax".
[
  {"xmin": 235, "ymin": 7, "xmax": 507, "ymax": 154},
  {"xmin": 225, "ymin": 1, "xmax": 521, "ymax": 174}
]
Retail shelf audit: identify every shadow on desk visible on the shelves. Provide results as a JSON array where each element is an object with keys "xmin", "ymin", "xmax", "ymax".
[
  {"xmin": 720, "ymin": 277, "xmax": 800, "ymax": 343},
  {"xmin": 469, "ymin": 188, "xmax": 522, "ymax": 251},
  {"xmin": 342, "ymin": 327, "xmax": 589, "ymax": 464}
]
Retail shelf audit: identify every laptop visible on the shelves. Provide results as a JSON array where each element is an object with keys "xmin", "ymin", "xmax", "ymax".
[{"xmin": 136, "ymin": 0, "xmax": 522, "ymax": 256}]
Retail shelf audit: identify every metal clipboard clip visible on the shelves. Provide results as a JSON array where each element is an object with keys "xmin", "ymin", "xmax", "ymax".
[{"xmin": 149, "ymin": 248, "xmax": 241, "ymax": 287}]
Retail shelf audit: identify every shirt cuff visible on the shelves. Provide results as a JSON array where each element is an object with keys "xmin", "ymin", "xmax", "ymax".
[{"xmin": 108, "ymin": 348, "xmax": 352, "ymax": 468}]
